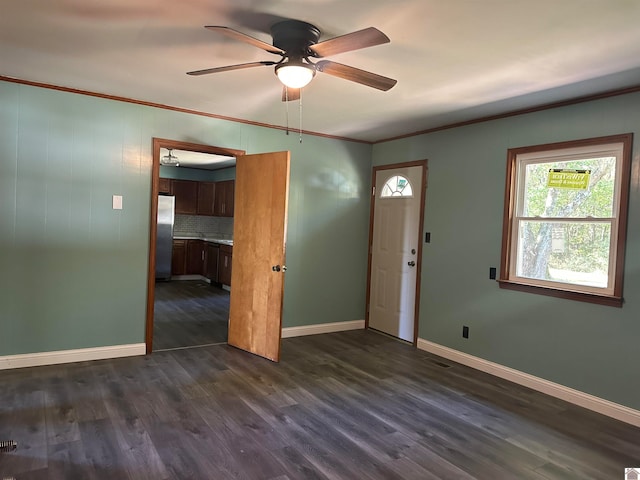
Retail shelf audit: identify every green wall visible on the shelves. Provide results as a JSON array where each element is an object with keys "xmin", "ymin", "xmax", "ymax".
[
  {"xmin": 0, "ymin": 80, "xmax": 371, "ymax": 355},
  {"xmin": 372, "ymin": 92, "xmax": 640, "ymax": 410},
  {"xmin": 4, "ymin": 77, "xmax": 637, "ymax": 413},
  {"xmin": 159, "ymin": 165, "xmax": 236, "ymax": 182}
]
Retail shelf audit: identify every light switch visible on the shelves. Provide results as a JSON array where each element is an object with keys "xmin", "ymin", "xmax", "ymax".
[{"xmin": 112, "ymin": 195, "xmax": 123, "ymax": 210}]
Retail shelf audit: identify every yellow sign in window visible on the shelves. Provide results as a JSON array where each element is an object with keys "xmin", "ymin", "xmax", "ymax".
[{"xmin": 547, "ymin": 169, "xmax": 591, "ymax": 190}]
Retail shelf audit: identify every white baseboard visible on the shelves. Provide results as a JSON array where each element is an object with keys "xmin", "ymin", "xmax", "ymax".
[
  {"xmin": 0, "ymin": 343, "xmax": 146, "ymax": 370},
  {"xmin": 417, "ymin": 338, "xmax": 640, "ymax": 428},
  {"xmin": 282, "ymin": 320, "xmax": 365, "ymax": 339}
]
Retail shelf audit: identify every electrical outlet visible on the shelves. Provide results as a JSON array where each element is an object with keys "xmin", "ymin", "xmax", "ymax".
[
  {"xmin": 489, "ymin": 267, "xmax": 496, "ymax": 280},
  {"xmin": 462, "ymin": 326, "xmax": 469, "ymax": 338}
]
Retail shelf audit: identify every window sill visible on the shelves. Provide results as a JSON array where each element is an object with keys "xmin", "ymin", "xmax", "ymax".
[{"xmin": 497, "ymin": 279, "xmax": 623, "ymax": 308}]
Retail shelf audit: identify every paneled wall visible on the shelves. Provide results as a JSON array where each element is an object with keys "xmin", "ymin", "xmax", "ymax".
[
  {"xmin": 372, "ymin": 92, "xmax": 640, "ymax": 411},
  {"xmin": 0, "ymin": 80, "xmax": 372, "ymax": 355}
]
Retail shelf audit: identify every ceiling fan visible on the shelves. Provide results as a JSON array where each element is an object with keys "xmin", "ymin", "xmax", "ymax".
[{"xmin": 187, "ymin": 20, "xmax": 397, "ymax": 101}]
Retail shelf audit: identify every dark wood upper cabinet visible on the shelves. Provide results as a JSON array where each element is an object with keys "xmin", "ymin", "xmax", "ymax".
[
  {"xmin": 214, "ymin": 180, "xmax": 235, "ymax": 217},
  {"xmin": 197, "ymin": 182, "xmax": 215, "ymax": 216},
  {"xmin": 213, "ymin": 181, "xmax": 225, "ymax": 216},
  {"xmin": 158, "ymin": 177, "xmax": 171, "ymax": 194},
  {"xmin": 225, "ymin": 180, "xmax": 235, "ymax": 217},
  {"xmin": 172, "ymin": 180, "xmax": 198, "ymax": 215},
  {"xmin": 161, "ymin": 177, "xmax": 234, "ymax": 217}
]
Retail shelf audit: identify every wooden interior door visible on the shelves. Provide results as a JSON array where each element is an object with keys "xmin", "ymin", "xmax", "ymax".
[{"xmin": 228, "ymin": 151, "xmax": 290, "ymax": 362}]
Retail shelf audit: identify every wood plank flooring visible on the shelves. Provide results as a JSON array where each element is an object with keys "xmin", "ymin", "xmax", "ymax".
[
  {"xmin": 153, "ymin": 280, "xmax": 229, "ymax": 351},
  {"xmin": 1, "ymin": 330, "xmax": 639, "ymax": 479}
]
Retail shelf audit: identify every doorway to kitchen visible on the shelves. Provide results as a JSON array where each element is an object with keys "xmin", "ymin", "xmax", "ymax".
[{"xmin": 145, "ymin": 138, "xmax": 246, "ymax": 353}]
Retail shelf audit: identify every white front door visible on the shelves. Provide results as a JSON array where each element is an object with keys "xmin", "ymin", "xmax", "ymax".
[{"xmin": 368, "ymin": 163, "xmax": 425, "ymax": 342}]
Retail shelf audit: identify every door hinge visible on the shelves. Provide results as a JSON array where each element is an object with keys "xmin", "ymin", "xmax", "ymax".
[{"xmin": 372, "ymin": 186, "xmax": 376, "ymax": 196}]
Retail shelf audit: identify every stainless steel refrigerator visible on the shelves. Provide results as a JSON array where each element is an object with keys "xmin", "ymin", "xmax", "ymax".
[{"xmin": 156, "ymin": 195, "xmax": 175, "ymax": 281}]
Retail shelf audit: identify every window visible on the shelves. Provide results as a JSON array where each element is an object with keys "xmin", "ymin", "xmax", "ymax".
[
  {"xmin": 381, "ymin": 175, "xmax": 413, "ymax": 197},
  {"xmin": 499, "ymin": 134, "xmax": 632, "ymax": 307}
]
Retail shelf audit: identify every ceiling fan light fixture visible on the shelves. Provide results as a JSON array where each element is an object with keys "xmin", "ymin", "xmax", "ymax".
[{"xmin": 275, "ymin": 61, "xmax": 315, "ymax": 89}]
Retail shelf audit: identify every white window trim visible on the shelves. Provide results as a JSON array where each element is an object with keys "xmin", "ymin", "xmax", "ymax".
[{"xmin": 499, "ymin": 134, "xmax": 633, "ymax": 307}]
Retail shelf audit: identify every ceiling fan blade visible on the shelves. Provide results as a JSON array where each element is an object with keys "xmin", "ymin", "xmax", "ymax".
[
  {"xmin": 315, "ymin": 60, "xmax": 397, "ymax": 91},
  {"xmin": 310, "ymin": 27, "xmax": 389, "ymax": 58},
  {"xmin": 187, "ymin": 61, "xmax": 276, "ymax": 76},
  {"xmin": 205, "ymin": 26, "xmax": 284, "ymax": 55},
  {"xmin": 282, "ymin": 86, "xmax": 301, "ymax": 102}
]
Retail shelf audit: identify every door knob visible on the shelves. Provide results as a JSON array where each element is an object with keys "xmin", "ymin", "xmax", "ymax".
[
  {"xmin": 272, "ymin": 265, "xmax": 281, "ymax": 272},
  {"xmin": 408, "ymin": 261, "xmax": 416, "ymax": 267}
]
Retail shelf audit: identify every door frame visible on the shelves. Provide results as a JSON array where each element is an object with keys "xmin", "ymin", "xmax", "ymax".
[
  {"xmin": 145, "ymin": 137, "xmax": 245, "ymax": 354},
  {"xmin": 365, "ymin": 160, "xmax": 428, "ymax": 346}
]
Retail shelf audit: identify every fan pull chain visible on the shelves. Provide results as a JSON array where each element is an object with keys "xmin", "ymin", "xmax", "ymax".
[
  {"xmin": 285, "ymin": 87, "xmax": 290, "ymax": 135},
  {"xmin": 299, "ymin": 88, "xmax": 303, "ymax": 143}
]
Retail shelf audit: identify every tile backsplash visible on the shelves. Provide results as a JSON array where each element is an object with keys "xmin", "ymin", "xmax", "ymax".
[{"xmin": 174, "ymin": 215, "xmax": 234, "ymax": 239}]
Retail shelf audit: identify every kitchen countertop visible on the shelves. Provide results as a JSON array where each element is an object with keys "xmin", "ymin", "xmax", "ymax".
[{"xmin": 173, "ymin": 235, "xmax": 233, "ymax": 246}]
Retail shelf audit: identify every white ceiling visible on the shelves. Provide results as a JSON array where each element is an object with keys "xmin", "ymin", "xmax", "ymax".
[
  {"xmin": 161, "ymin": 148, "xmax": 235, "ymax": 170},
  {"xmin": 2, "ymin": 0, "xmax": 640, "ymax": 143}
]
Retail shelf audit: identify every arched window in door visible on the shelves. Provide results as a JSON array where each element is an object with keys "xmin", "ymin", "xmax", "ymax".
[{"xmin": 381, "ymin": 175, "xmax": 413, "ymax": 198}]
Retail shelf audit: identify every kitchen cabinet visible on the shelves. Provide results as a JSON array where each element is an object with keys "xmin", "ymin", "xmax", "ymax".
[
  {"xmin": 158, "ymin": 177, "xmax": 171, "ymax": 194},
  {"xmin": 214, "ymin": 180, "xmax": 235, "ymax": 217},
  {"xmin": 166, "ymin": 179, "xmax": 234, "ymax": 217},
  {"xmin": 206, "ymin": 242, "xmax": 219, "ymax": 282},
  {"xmin": 186, "ymin": 240, "xmax": 206, "ymax": 275},
  {"xmin": 219, "ymin": 244, "xmax": 233, "ymax": 286},
  {"xmin": 172, "ymin": 180, "xmax": 198, "ymax": 214},
  {"xmin": 223, "ymin": 181, "xmax": 235, "ymax": 217},
  {"xmin": 197, "ymin": 182, "xmax": 215, "ymax": 215},
  {"xmin": 171, "ymin": 239, "xmax": 186, "ymax": 276},
  {"xmin": 172, "ymin": 239, "xmax": 230, "ymax": 282},
  {"xmin": 225, "ymin": 181, "xmax": 235, "ymax": 217}
]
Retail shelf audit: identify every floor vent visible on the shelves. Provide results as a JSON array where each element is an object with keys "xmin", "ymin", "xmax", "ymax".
[
  {"xmin": 429, "ymin": 359, "xmax": 453, "ymax": 369},
  {"xmin": 0, "ymin": 440, "xmax": 17, "ymax": 452}
]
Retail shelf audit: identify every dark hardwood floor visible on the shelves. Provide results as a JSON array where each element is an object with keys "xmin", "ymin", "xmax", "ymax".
[
  {"xmin": 153, "ymin": 280, "xmax": 229, "ymax": 351},
  {"xmin": 1, "ymin": 330, "xmax": 639, "ymax": 479}
]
